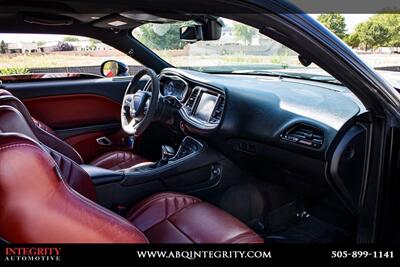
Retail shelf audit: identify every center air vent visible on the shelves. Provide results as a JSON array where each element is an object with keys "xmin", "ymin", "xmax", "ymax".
[
  {"xmin": 280, "ymin": 124, "xmax": 324, "ymax": 149},
  {"xmin": 184, "ymin": 88, "xmax": 199, "ymax": 114},
  {"xmin": 209, "ymin": 97, "xmax": 225, "ymax": 123}
]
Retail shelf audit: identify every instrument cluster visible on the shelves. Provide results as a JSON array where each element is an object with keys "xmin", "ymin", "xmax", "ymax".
[{"xmin": 160, "ymin": 74, "xmax": 189, "ymax": 101}]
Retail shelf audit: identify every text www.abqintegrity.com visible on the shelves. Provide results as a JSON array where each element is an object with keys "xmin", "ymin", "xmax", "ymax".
[{"xmin": 136, "ymin": 250, "xmax": 272, "ymax": 260}]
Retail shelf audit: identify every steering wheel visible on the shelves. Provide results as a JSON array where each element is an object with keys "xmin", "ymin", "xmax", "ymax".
[{"xmin": 121, "ymin": 68, "xmax": 160, "ymax": 136}]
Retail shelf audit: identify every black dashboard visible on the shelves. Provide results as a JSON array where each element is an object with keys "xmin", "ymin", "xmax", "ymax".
[
  {"xmin": 160, "ymin": 71, "xmax": 225, "ymax": 130},
  {"xmin": 158, "ymin": 67, "xmax": 367, "ymax": 198},
  {"xmin": 159, "ymin": 68, "xmax": 365, "ymax": 152}
]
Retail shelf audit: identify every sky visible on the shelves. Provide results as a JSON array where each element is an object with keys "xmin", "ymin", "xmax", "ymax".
[{"xmin": 0, "ymin": 14, "xmax": 373, "ymax": 43}]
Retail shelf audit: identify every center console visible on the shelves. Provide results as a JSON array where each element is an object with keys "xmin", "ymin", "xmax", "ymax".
[
  {"xmin": 81, "ymin": 136, "xmax": 223, "ymax": 188},
  {"xmin": 81, "ymin": 135, "xmax": 225, "ymax": 209},
  {"xmin": 127, "ymin": 136, "xmax": 204, "ymax": 173}
]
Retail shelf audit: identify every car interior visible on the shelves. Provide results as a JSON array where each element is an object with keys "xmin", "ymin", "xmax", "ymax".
[{"xmin": 0, "ymin": 1, "xmax": 398, "ymax": 244}]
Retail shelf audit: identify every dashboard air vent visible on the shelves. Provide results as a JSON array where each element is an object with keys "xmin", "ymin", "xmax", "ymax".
[
  {"xmin": 280, "ymin": 124, "xmax": 324, "ymax": 149},
  {"xmin": 184, "ymin": 88, "xmax": 199, "ymax": 113},
  {"xmin": 210, "ymin": 97, "xmax": 225, "ymax": 123}
]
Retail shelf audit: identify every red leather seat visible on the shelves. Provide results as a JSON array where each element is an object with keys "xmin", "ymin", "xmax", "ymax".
[
  {"xmin": 90, "ymin": 151, "xmax": 150, "ymax": 170},
  {"xmin": 127, "ymin": 193, "xmax": 262, "ymax": 243},
  {"xmin": 0, "ymin": 105, "xmax": 263, "ymax": 243},
  {"xmin": 0, "ymin": 89, "xmax": 149, "ymax": 170}
]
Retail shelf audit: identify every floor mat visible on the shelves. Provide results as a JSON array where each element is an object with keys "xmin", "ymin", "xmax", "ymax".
[{"xmin": 267, "ymin": 214, "xmax": 350, "ymax": 243}]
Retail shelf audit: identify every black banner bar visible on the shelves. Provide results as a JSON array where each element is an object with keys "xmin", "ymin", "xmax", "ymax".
[{"xmin": 1, "ymin": 244, "xmax": 400, "ymax": 266}]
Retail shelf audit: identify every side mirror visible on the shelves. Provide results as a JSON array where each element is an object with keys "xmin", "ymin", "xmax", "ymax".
[
  {"xmin": 180, "ymin": 19, "xmax": 223, "ymax": 42},
  {"xmin": 101, "ymin": 60, "xmax": 129, "ymax": 77}
]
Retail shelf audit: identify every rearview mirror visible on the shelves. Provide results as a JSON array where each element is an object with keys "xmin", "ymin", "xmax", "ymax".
[
  {"xmin": 180, "ymin": 19, "xmax": 223, "ymax": 42},
  {"xmin": 101, "ymin": 60, "xmax": 129, "ymax": 77},
  {"xmin": 179, "ymin": 25, "xmax": 203, "ymax": 42}
]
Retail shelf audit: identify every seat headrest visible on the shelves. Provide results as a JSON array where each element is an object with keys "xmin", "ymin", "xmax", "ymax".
[
  {"xmin": 0, "ymin": 105, "xmax": 38, "ymax": 141},
  {"xmin": 0, "ymin": 95, "xmax": 83, "ymax": 164}
]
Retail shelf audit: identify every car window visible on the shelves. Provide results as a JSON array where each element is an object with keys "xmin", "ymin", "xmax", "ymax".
[
  {"xmin": 131, "ymin": 18, "xmax": 343, "ymax": 84},
  {"xmin": 0, "ymin": 34, "xmax": 140, "ymax": 77},
  {"xmin": 132, "ymin": 19, "xmax": 322, "ymax": 73}
]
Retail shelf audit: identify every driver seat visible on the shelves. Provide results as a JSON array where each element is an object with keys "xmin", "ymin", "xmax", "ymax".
[{"xmin": 0, "ymin": 89, "xmax": 150, "ymax": 170}]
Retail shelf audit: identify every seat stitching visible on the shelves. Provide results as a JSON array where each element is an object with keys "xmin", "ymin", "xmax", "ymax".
[
  {"xmin": 222, "ymin": 231, "xmax": 261, "ymax": 243},
  {"xmin": 166, "ymin": 218, "xmax": 196, "ymax": 243},
  {"xmin": 129, "ymin": 197, "xmax": 200, "ymax": 233},
  {"xmin": 143, "ymin": 218, "xmax": 196, "ymax": 243},
  {"xmin": 165, "ymin": 197, "xmax": 168, "ymax": 218},
  {"xmin": 127, "ymin": 194, "xmax": 201, "ymax": 221}
]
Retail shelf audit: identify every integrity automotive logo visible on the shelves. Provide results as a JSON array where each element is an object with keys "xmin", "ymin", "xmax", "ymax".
[{"xmin": 3, "ymin": 247, "xmax": 62, "ymax": 263}]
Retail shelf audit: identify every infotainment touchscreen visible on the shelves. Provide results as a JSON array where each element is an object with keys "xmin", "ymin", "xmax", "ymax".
[{"xmin": 194, "ymin": 92, "xmax": 218, "ymax": 122}]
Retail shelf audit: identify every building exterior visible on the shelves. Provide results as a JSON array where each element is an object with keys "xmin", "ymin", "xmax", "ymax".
[
  {"xmin": 38, "ymin": 42, "xmax": 59, "ymax": 53},
  {"xmin": 6, "ymin": 42, "xmax": 38, "ymax": 53},
  {"xmin": 3, "ymin": 40, "xmax": 114, "ymax": 54}
]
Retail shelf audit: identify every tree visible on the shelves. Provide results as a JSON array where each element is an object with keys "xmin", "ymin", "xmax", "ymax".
[
  {"xmin": 63, "ymin": 36, "xmax": 79, "ymax": 42},
  {"xmin": 348, "ymin": 14, "xmax": 400, "ymax": 50},
  {"xmin": 233, "ymin": 23, "xmax": 257, "ymax": 45},
  {"xmin": 344, "ymin": 33, "xmax": 360, "ymax": 48},
  {"xmin": 56, "ymin": 41, "xmax": 74, "ymax": 51},
  {"xmin": 317, "ymin": 13, "xmax": 347, "ymax": 39},
  {"xmin": 35, "ymin": 40, "xmax": 46, "ymax": 46},
  {"xmin": 136, "ymin": 23, "xmax": 185, "ymax": 50},
  {"xmin": 355, "ymin": 20, "xmax": 390, "ymax": 51},
  {"xmin": 0, "ymin": 40, "xmax": 6, "ymax": 54},
  {"xmin": 369, "ymin": 13, "xmax": 400, "ymax": 47}
]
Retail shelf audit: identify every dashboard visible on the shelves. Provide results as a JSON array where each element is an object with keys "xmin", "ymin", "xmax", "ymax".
[
  {"xmin": 160, "ymin": 72, "xmax": 225, "ymax": 130},
  {"xmin": 158, "ymin": 68, "xmax": 368, "ymax": 209},
  {"xmin": 159, "ymin": 68, "xmax": 366, "ymax": 162}
]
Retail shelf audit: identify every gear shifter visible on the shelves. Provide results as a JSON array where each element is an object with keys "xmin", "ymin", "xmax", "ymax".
[{"xmin": 157, "ymin": 145, "xmax": 176, "ymax": 167}]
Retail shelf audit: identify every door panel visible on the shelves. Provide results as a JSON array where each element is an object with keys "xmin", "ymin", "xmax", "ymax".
[
  {"xmin": 22, "ymin": 94, "xmax": 121, "ymax": 129},
  {"xmin": 5, "ymin": 77, "xmax": 137, "ymax": 161},
  {"xmin": 64, "ymin": 130, "xmax": 129, "ymax": 162},
  {"xmin": 7, "ymin": 78, "xmax": 130, "ymax": 102}
]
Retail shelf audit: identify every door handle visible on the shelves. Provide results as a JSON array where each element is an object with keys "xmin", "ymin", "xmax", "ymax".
[{"xmin": 96, "ymin": 136, "xmax": 112, "ymax": 146}]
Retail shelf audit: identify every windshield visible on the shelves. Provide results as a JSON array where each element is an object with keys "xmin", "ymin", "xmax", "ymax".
[
  {"xmin": 132, "ymin": 16, "xmax": 400, "ymax": 87},
  {"xmin": 132, "ymin": 19, "xmax": 331, "ymax": 77}
]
